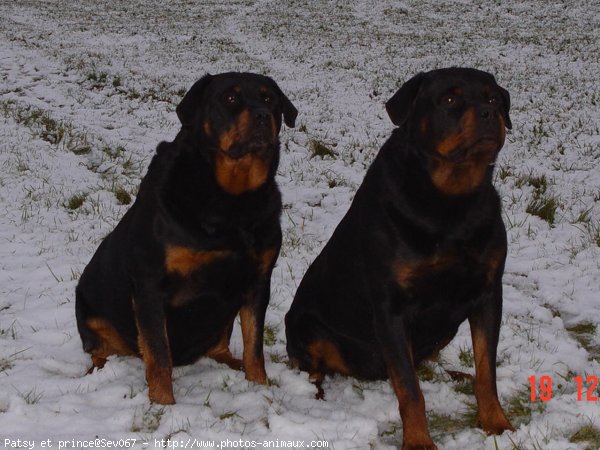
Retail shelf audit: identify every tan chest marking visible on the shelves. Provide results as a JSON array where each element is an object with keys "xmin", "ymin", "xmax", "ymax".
[
  {"xmin": 165, "ymin": 246, "xmax": 231, "ymax": 276},
  {"xmin": 430, "ymin": 158, "xmax": 490, "ymax": 196},
  {"xmin": 394, "ymin": 255, "xmax": 457, "ymax": 289},
  {"xmin": 394, "ymin": 249, "xmax": 504, "ymax": 289},
  {"xmin": 215, "ymin": 153, "xmax": 269, "ymax": 195}
]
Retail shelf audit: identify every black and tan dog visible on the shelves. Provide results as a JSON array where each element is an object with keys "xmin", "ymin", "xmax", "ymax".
[
  {"xmin": 76, "ymin": 72, "xmax": 297, "ymax": 405},
  {"xmin": 285, "ymin": 68, "xmax": 513, "ymax": 449}
]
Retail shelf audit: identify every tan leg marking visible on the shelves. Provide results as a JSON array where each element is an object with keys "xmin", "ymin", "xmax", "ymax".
[
  {"xmin": 471, "ymin": 327, "xmax": 514, "ymax": 434},
  {"xmin": 137, "ymin": 326, "xmax": 175, "ymax": 405},
  {"xmin": 85, "ymin": 318, "xmax": 135, "ymax": 371},
  {"xmin": 206, "ymin": 319, "xmax": 243, "ymax": 370},
  {"xmin": 388, "ymin": 368, "xmax": 437, "ymax": 450},
  {"xmin": 239, "ymin": 305, "xmax": 267, "ymax": 384},
  {"xmin": 307, "ymin": 340, "xmax": 352, "ymax": 376}
]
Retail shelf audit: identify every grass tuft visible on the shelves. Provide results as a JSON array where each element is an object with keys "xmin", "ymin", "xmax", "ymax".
[
  {"xmin": 114, "ymin": 186, "xmax": 132, "ymax": 205},
  {"xmin": 67, "ymin": 194, "xmax": 86, "ymax": 210},
  {"xmin": 263, "ymin": 325, "xmax": 277, "ymax": 346},
  {"xmin": 428, "ymin": 408, "xmax": 478, "ymax": 436},
  {"xmin": 506, "ymin": 384, "xmax": 545, "ymax": 426},
  {"xmin": 458, "ymin": 346, "xmax": 475, "ymax": 368},
  {"xmin": 269, "ymin": 353, "xmax": 286, "ymax": 364},
  {"xmin": 584, "ymin": 221, "xmax": 600, "ymax": 247},
  {"xmin": 131, "ymin": 406, "xmax": 165, "ymax": 433},
  {"xmin": 567, "ymin": 323, "xmax": 600, "ymax": 359},
  {"xmin": 569, "ymin": 425, "xmax": 600, "ymax": 450},
  {"xmin": 219, "ymin": 410, "xmax": 240, "ymax": 420},
  {"xmin": 309, "ymin": 139, "xmax": 337, "ymax": 159},
  {"xmin": 516, "ymin": 173, "xmax": 558, "ymax": 225},
  {"xmin": 526, "ymin": 196, "xmax": 558, "ymax": 225},
  {"xmin": 416, "ymin": 363, "xmax": 437, "ymax": 382},
  {"xmin": 453, "ymin": 379, "xmax": 475, "ymax": 396},
  {"xmin": 16, "ymin": 386, "xmax": 44, "ymax": 405}
]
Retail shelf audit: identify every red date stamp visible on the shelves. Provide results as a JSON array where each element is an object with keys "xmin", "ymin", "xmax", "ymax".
[{"xmin": 528, "ymin": 375, "xmax": 599, "ymax": 402}]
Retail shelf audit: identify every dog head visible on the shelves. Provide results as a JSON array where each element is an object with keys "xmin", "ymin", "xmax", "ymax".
[
  {"xmin": 386, "ymin": 68, "xmax": 511, "ymax": 196},
  {"xmin": 176, "ymin": 72, "xmax": 297, "ymax": 195}
]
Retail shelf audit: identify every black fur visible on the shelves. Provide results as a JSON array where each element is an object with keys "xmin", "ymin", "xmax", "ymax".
[
  {"xmin": 286, "ymin": 67, "xmax": 513, "ymax": 449},
  {"xmin": 76, "ymin": 72, "xmax": 297, "ymax": 404}
]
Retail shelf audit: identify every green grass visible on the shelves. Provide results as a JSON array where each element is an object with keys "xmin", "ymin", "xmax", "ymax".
[
  {"xmin": 497, "ymin": 165, "xmax": 513, "ymax": 181},
  {"xmin": 453, "ymin": 379, "xmax": 475, "ymax": 396},
  {"xmin": 263, "ymin": 325, "xmax": 277, "ymax": 346},
  {"xmin": 513, "ymin": 173, "xmax": 559, "ymax": 225},
  {"xmin": 102, "ymin": 144, "xmax": 126, "ymax": 160},
  {"xmin": 569, "ymin": 425, "xmax": 600, "ymax": 450},
  {"xmin": 428, "ymin": 407, "xmax": 478, "ymax": 436},
  {"xmin": 309, "ymin": 139, "xmax": 337, "ymax": 159},
  {"xmin": 567, "ymin": 323, "xmax": 600, "ymax": 359},
  {"xmin": 15, "ymin": 386, "xmax": 43, "ymax": 405},
  {"xmin": 269, "ymin": 353, "xmax": 286, "ymax": 364},
  {"xmin": 416, "ymin": 363, "xmax": 438, "ymax": 382},
  {"xmin": 131, "ymin": 406, "xmax": 165, "ymax": 433},
  {"xmin": 0, "ymin": 100, "xmax": 92, "ymax": 154},
  {"xmin": 585, "ymin": 221, "xmax": 600, "ymax": 247},
  {"xmin": 506, "ymin": 384, "xmax": 545, "ymax": 427},
  {"xmin": 0, "ymin": 320, "xmax": 15, "ymax": 338},
  {"xmin": 458, "ymin": 346, "xmax": 475, "ymax": 368},
  {"xmin": 526, "ymin": 175, "xmax": 548, "ymax": 195},
  {"xmin": 113, "ymin": 186, "xmax": 132, "ymax": 205},
  {"xmin": 87, "ymin": 71, "xmax": 108, "ymax": 88},
  {"xmin": 0, "ymin": 358, "xmax": 13, "ymax": 374},
  {"xmin": 219, "ymin": 410, "xmax": 240, "ymax": 420},
  {"xmin": 66, "ymin": 194, "xmax": 86, "ymax": 210},
  {"xmin": 526, "ymin": 196, "xmax": 558, "ymax": 225}
]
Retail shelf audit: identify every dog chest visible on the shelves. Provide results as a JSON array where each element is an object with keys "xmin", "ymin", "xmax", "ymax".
[
  {"xmin": 393, "ymin": 249, "xmax": 498, "ymax": 309},
  {"xmin": 163, "ymin": 244, "xmax": 274, "ymax": 307}
]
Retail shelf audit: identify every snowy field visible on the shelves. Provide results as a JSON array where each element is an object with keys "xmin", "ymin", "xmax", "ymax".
[{"xmin": 1, "ymin": 0, "xmax": 599, "ymax": 448}]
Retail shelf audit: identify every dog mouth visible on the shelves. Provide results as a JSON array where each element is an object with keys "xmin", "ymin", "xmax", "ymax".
[
  {"xmin": 445, "ymin": 137, "xmax": 501, "ymax": 163},
  {"xmin": 223, "ymin": 134, "xmax": 276, "ymax": 159}
]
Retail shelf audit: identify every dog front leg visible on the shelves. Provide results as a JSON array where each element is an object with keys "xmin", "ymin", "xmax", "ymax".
[
  {"xmin": 134, "ymin": 296, "xmax": 175, "ymax": 405},
  {"xmin": 375, "ymin": 309, "xmax": 437, "ymax": 450},
  {"xmin": 240, "ymin": 287, "xmax": 269, "ymax": 384},
  {"xmin": 469, "ymin": 284, "xmax": 514, "ymax": 434}
]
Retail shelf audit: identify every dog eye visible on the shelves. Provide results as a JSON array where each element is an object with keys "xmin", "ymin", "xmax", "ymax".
[
  {"xmin": 262, "ymin": 94, "xmax": 272, "ymax": 104},
  {"xmin": 488, "ymin": 96, "xmax": 498, "ymax": 104},
  {"xmin": 225, "ymin": 93, "xmax": 238, "ymax": 104},
  {"xmin": 444, "ymin": 95, "xmax": 456, "ymax": 105}
]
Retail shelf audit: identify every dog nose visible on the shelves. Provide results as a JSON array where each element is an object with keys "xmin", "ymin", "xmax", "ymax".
[
  {"xmin": 479, "ymin": 106, "xmax": 494, "ymax": 121},
  {"xmin": 254, "ymin": 109, "xmax": 271, "ymax": 126}
]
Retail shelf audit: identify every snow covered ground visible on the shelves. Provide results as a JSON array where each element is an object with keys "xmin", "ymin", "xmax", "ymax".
[{"xmin": 1, "ymin": 0, "xmax": 599, "ymax": 448}]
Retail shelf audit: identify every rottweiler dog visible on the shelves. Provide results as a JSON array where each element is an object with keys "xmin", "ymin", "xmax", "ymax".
[
  {"xmin": 76, "ymin": 72, "xmax": 297, "ymax": 405},
  {"xmin": 285, "ymin": 68, "xmax": 513, "ymax": 449}
]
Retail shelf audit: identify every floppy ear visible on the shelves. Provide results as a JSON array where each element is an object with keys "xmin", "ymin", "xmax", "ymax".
[
  {"xmin": 281, "ymin": 93, "xmax": 298, "ymax": 128},
  {"xmin": 385, "ymin": 72, "xmax": 426, "ymax": 127},
  {"xmin": 497, "ymin": 85, "xmax": 512, "ymax": 129},
  {"xmin": 176, "ymin": 74, "xmax": 213, "ymax": 128},
  {"xmin": 266, "ymin": 78, "xmax": 298, "ymax": 128}
]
